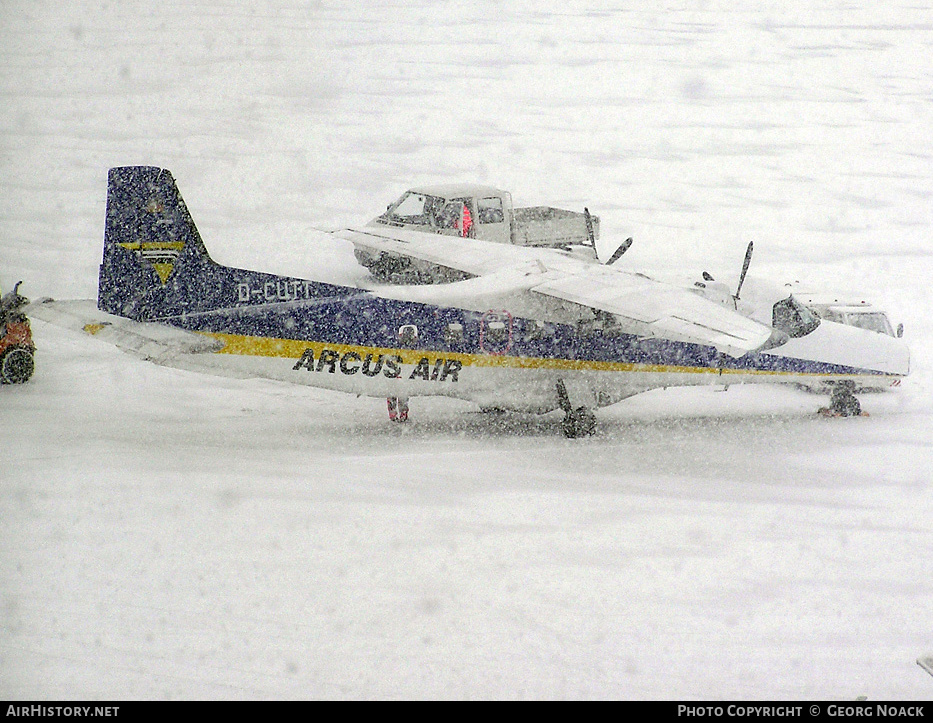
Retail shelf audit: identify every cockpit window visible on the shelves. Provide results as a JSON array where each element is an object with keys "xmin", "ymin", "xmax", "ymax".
[
  {"xmin": 845, "ymin": 312, "xmax": 894, "ymax": 336},
  {"xmin": 772, "ymin": 296, "xmax": 820, "ymax": 338}
]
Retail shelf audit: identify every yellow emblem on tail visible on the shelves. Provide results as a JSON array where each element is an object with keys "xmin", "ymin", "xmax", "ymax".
[{"xmin": 117, "ymin": 241, "xmax": 185, "ymax": 284}]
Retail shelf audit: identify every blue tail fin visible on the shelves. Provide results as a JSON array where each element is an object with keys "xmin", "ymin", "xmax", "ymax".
[{"xmin": 98, "ymin": 166, "xmax": 212, "ymax": 319}]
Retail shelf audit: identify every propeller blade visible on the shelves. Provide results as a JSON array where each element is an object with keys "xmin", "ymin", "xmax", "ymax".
[
  {"xmin": 734, "ymin": 241, "xmax": 754, "ymax": 300},
  {"xmin": 583, "ymin": 207, "xmax": 596, "ymax": 249},
  {"xmin": 605, "ymin": 237, "xmax": 633, "ymax": 266}
]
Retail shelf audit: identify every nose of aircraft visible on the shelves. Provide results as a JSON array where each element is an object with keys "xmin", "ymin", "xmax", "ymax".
[{"xmin": 768, "ymin": 319, "xmax": 910, "ymax": 378}]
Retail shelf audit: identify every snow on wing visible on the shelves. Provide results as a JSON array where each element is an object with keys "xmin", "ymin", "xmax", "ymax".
[{"xmin": 530, "ymin": 265, "xmax": 773, "ymax": 358}]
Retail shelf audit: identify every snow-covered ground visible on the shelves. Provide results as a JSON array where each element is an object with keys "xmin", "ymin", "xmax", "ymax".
[{"xmin": 2, "ymin": 0, "xmax": 932, "ymax": 699}]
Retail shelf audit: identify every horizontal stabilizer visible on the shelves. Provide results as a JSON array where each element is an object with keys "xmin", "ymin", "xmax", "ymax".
[{"xmin": 28, "ymin": 299, "xmax": 225, "ymax": 363}]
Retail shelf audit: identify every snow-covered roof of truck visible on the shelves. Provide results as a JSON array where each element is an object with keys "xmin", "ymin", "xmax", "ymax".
[{"xmin": 406, "ymin": 183, "xmax": 507, "ymax": 199}]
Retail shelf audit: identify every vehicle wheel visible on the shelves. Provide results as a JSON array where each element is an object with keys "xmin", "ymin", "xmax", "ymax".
[{"xmin": 0, "ymin": 346, "xmax": 34, "ymax": 384}]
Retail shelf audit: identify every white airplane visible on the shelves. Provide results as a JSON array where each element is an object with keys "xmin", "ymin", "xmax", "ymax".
[{"xmin": 28, "ymin": 167, "xmax": 909, "ymax": 436}]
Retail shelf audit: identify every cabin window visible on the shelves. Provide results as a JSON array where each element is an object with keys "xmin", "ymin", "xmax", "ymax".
[
  {"xmin": 398, "ymin": 324, "xmax": 418, "ymax": 346},
  {"xmin": 523, "ymin": 320, "xmax": 551, "ymax": 341},
  {"xmin": 445, "ymin": 323, "xmax": 464, "ymax": 345},
  {"xmin": 772, "ymin": 297, "xmax": 820, "ymax": 338},
  {"xmin": 486, "ymin": 321, "xmax": 508, "ymax": 344},
  {"xmin": 478, "ymin": 196, "xmax": 505, "ymax": 224}
]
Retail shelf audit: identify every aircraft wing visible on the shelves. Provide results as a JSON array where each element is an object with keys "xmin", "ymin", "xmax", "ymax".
[
  {"xmin": 27, "ymin": 299, "xmax": 226, "ymax": 364},
  {"xmin": 527, "ymin": 263, "xmax": 774, "ymax": 358},
  {"xmin": 336, "ymin": 225, "xmax": 530, "ymax": 277},
  {"xmin": 339, "ymin": 224, "xmax": 773, "ymax": 358}
]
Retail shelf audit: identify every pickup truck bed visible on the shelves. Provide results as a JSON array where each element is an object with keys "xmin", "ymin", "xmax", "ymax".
[{"xmin": 511, "ymin": 206, "xmax": 598, "ymax": 247}]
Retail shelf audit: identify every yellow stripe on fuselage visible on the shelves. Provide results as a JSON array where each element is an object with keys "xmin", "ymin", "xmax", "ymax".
[{"xmin": 197, "ymin": 331, "xmax": 890, "ymax": 379}]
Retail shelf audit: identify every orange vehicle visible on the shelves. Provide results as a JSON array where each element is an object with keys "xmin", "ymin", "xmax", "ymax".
[{"xmin": 0, "ymin": 282, "xmax": 35, "ymax": 384}]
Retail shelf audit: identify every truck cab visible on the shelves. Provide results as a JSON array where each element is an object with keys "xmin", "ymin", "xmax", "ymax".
[
  {"xmin": 357, "ymin": 183, "xmax": 600, "ymax": 284},
  {"xmin": 372, "ymin": 184, "xmax": 515, "ymax": 245},
  {"xmin": 370, "ymin": 183, "xmax": 599, "ymax": 251}
]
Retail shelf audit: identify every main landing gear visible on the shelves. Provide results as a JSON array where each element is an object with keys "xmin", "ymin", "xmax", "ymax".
[
  {"xmin": 387, "ymin": 396, "xmax": 409, "ymax": 422},
  {"xmin": 556, "ymin": 379, "xmax": 596, "ymax": 438}
]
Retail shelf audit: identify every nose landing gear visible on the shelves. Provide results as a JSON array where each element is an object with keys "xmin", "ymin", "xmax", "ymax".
[{"xmin": 819, "ymin": 381, "xmax": 866, "ymax": 418}]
